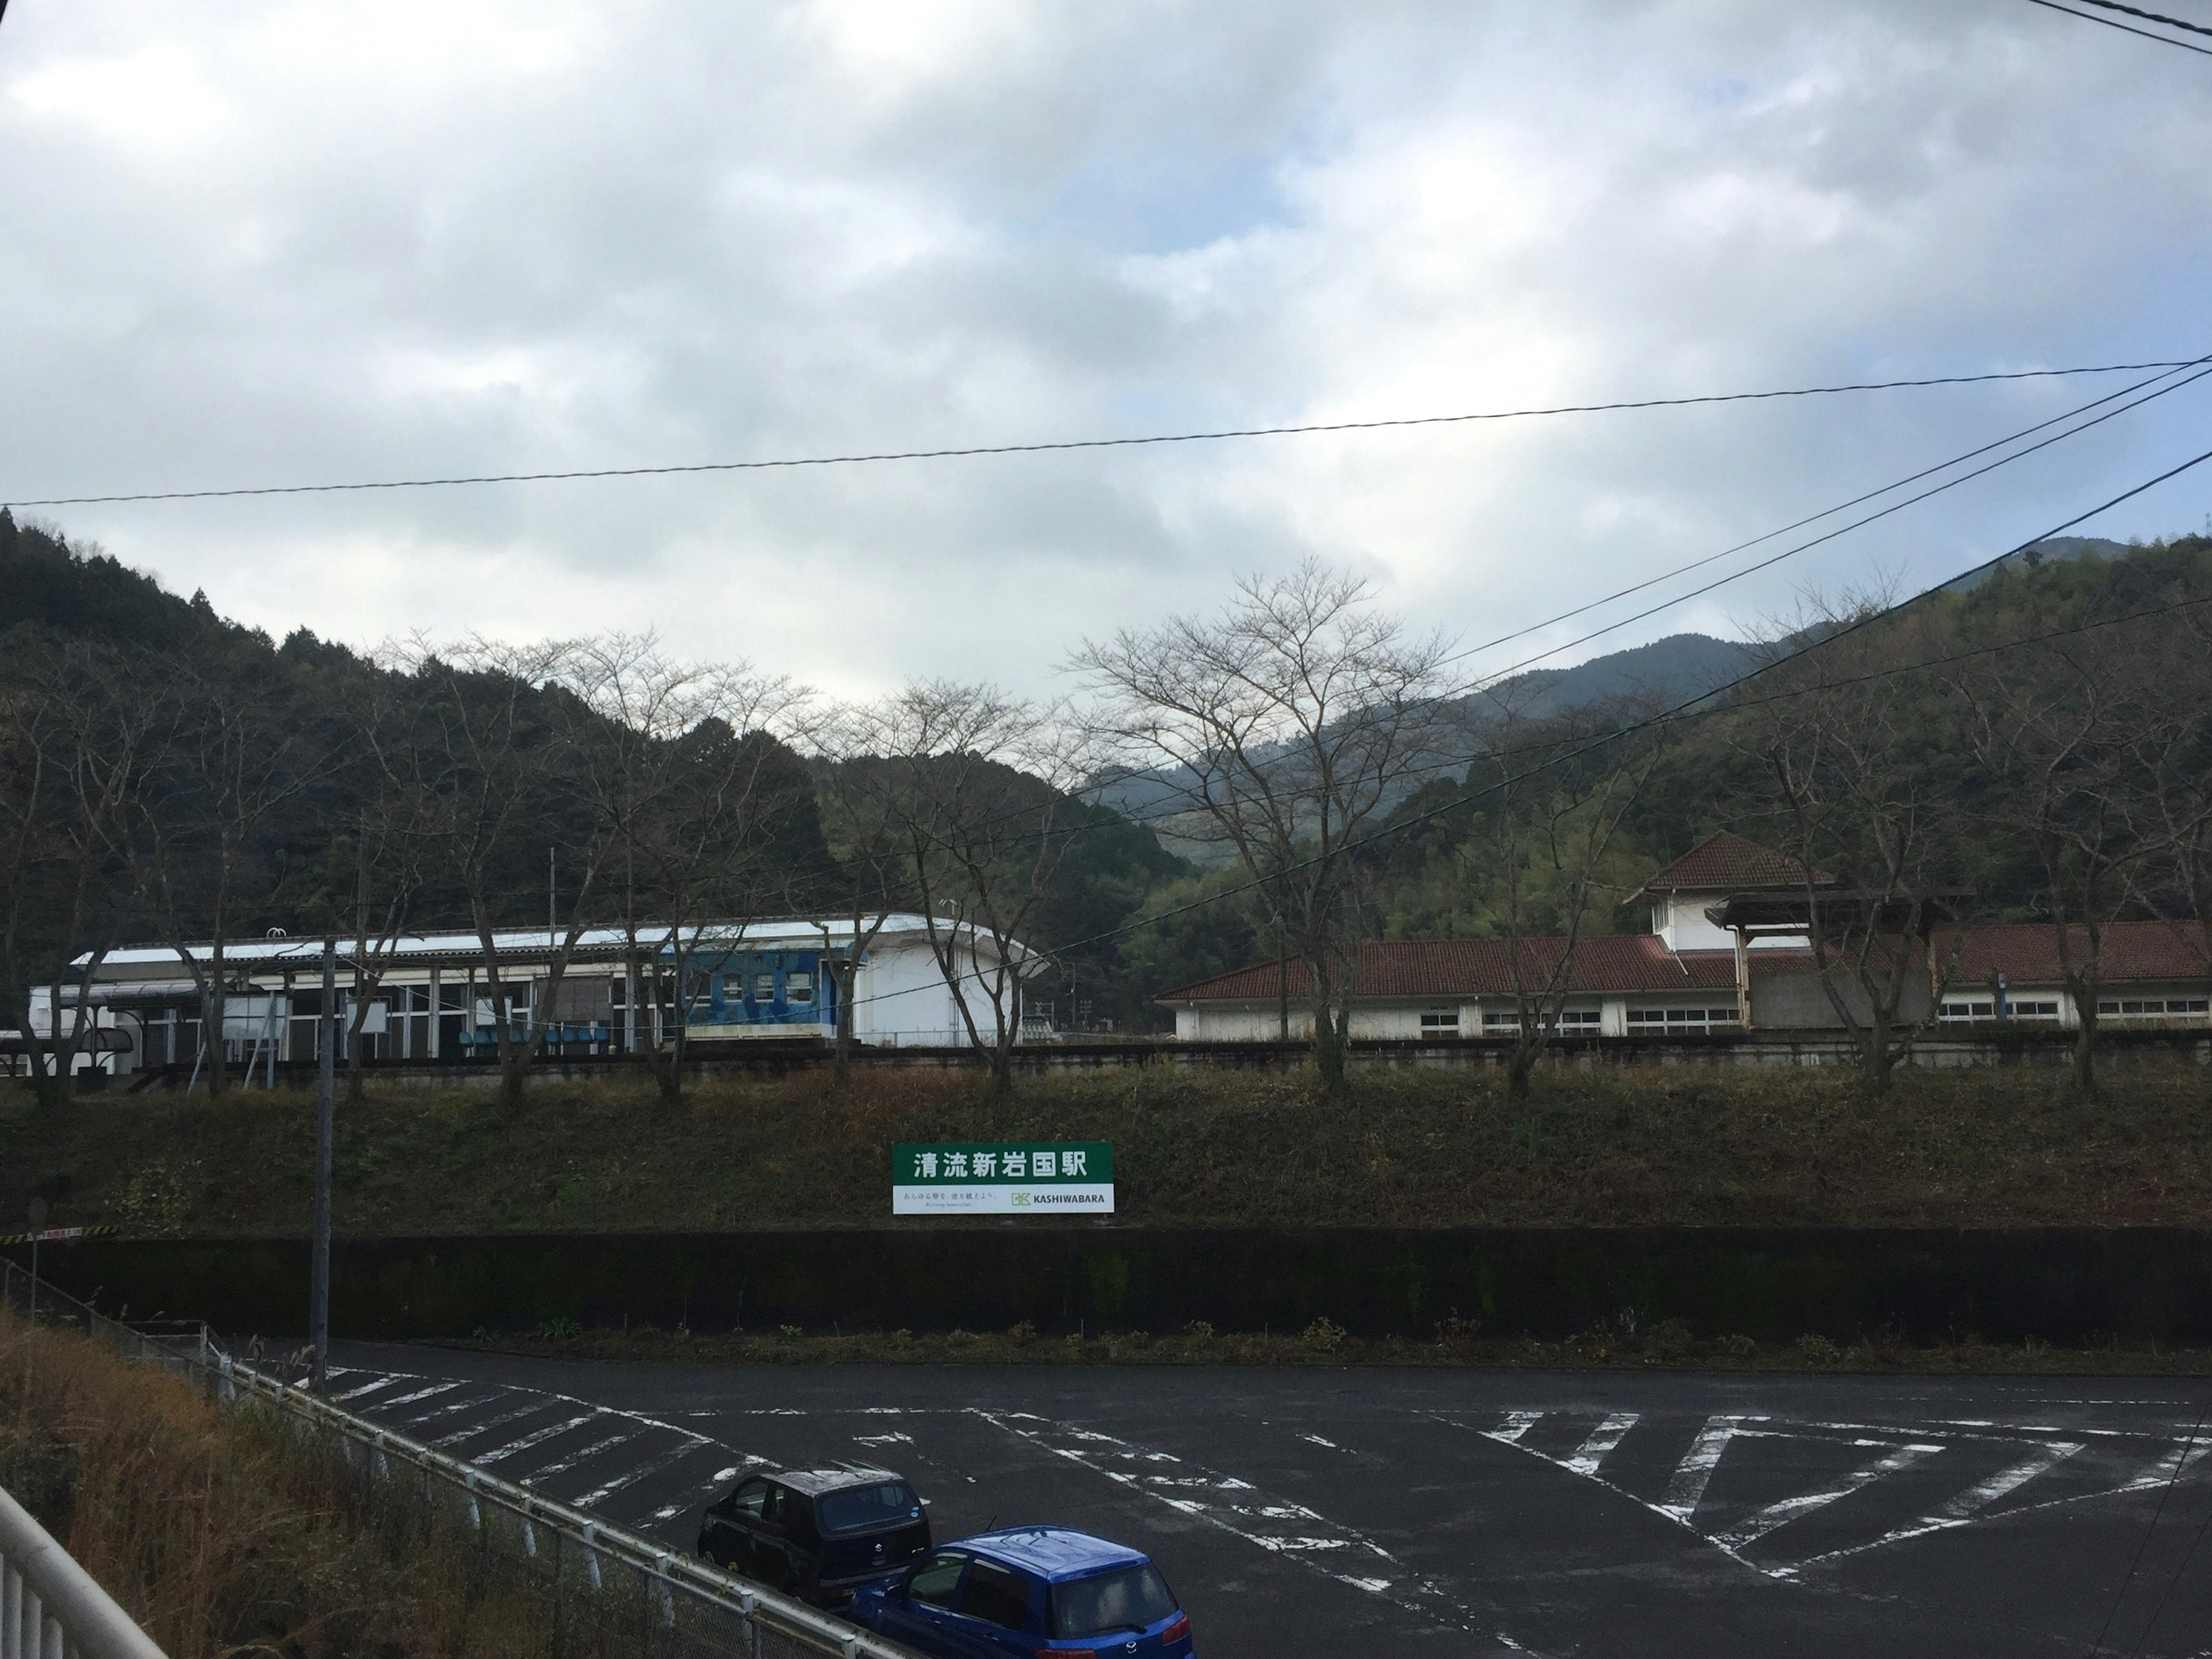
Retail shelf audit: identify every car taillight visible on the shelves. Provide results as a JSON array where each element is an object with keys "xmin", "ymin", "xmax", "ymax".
[
  {"xmin": 1164, "ymin": 1612, "xmax": 1191, "ymax": 1643},
  {"xmin": 1036, "ymin": 1650, "xmax": 1094, "ymax": 1659}
]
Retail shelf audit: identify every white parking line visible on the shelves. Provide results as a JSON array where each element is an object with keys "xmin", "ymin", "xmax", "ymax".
[
  {"xmin": 525, "ymin": 1429, "xmax": 645, "ymax": 1483},
  {"xmin": 476, "ymin": 1412, "xmax": 599, "ymax": 1465},
  {"xmin": 1713, "ymin": 1441, "xmax": 1944, "ymax": 1550},
  {"xmin": 978, "ymin": 1411, "xmax": 1525, "ymax": 1653},
  {"xmin": 574, "ymin": 1438, "xmax": 717, "ymax": 1512},
  {"xmin": 1564, "ymin": 1414, "xmax": 1638, "ymax": 1477},
  {"xmin": 1658, "ymin": 1417, "xmax": 1751, "ymax": 1522},
  {"xmin": 433, "ymin": 1399, "xmax": 556, "ymax": 1447}
]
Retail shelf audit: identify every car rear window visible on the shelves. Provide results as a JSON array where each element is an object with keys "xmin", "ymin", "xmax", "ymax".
[
  {"xmin": 816, "ymin": 1480, "xmax": 923, "ymax": 1533},
  {"xmin": 1048, "ymin": 1565, "xmax": 1178, "ymax": 1637}
]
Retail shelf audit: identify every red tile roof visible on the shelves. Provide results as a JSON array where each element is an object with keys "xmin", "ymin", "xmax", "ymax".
[
  {"xmin": 1158, "ymin": 934, "xmax": 1743, "ymax": 1003},
  {"xmin": 1633, "ymin": 831, "xmax": 1823, "ymax": 897},
  {"xmin": 1936, "ymin": 921, "xmax": 2211, "ymax": 986}
]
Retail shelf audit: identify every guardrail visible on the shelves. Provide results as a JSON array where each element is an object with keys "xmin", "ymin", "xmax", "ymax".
[
  {"xmin": 0, "ymin": 1479, "xmax": 169, "ymax": 1659},
  {"xmin": 0, "ymin": 1262, "xmax": 918, "ymax": 1659}
]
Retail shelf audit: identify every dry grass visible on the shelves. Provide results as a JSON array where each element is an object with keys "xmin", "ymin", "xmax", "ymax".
[
  {"xmin": 5, "ymin": 1058, "xmax": 2212, "ymax": 1235},
  {"xmin": 0, "ymin": 1303, "xmax": 564, "ymax": 1658}
]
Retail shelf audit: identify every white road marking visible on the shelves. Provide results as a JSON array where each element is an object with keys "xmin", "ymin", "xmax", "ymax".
[
  {"xmin": 433, "ymin": 1399, "xmax": 556, "ymax": 1447},
  {"xmin": 477, "ymin": 1413, "xmax": 599, "ymax": 1465},
  {"xmin": 1563, "ymin": 1414, "xmax": 1638, "ymax": 1477},
  {"xmin": 1301, "ymin": 1433, "xmax": 1340, "ymax": 1449},
  {"xmin": 574, "ymin": 1439, "xmax": 718, "ymax": 1512},
  {"xmin": 1659, "ymin": 1416, "xmax": 1751, "ymax": 1522},
  {"xmin": 1712, "ymin": 1440, "xmax": 1944, "ymax": 1550},
  {"xmin": 1487, "ymin": 1411, "xmax": 1544, "ymax": 1445},
  {"xmin": 977, "ymin": 1411, "xmax": 1529, "ymax": 1653},
  {"xmin": 1772, "ymin": 1440, "xmax": 2087, "ymax": 1575},
  {"xmin": 525, "ymin": 1429, "xmax": 645, "ymax": 1483},
  {"xmin": 395, "ymin": 1392, "xmax": 502, "ymax": 1427},
  {"xmin": 336, "ymin": 1372, "xmax": 417, "ymax": 1402},
  {"xmin": 380, "ymin": 1381, "xmax": 465, "ymax": 1410}
]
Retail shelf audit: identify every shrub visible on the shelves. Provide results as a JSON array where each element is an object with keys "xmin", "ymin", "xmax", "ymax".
[
  {"xmin": 1716, "ymin": 1334, "xmax": 1759, "ymax": 1362},
  {"xmin": 1006, "ymin": 1320, "xmax": 1038, "ymax": 1344},
  {"xmin": 1301, "ymin": 1316, "xmax": 1346, "ymax": 1355},
  {"xmin": 1645, "ymin": 1319, "xmax": 1695, "ymax": 1363},
  {"xmin": 1795, "ymin": 1333, "xmax": 1842, "ymax": 1365},
  {"xmin": 1183, "ymin": 1320, "xmax": 1215, "ymax": 1341}
]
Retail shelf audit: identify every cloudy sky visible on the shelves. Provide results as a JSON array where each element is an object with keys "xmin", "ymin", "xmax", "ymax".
[{"xmin": 3, "ymin": 0, "xmax": 2210, "ymax": 700}]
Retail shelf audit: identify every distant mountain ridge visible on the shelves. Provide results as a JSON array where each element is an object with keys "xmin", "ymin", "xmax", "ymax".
[{"xmin": 1089, "ymin": 630, "xmax": 1759, "ymax": 824}]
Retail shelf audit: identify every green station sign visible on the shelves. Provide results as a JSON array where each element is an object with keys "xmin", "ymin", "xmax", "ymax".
[{"xmin": 892, "ymin": 1142, "xmax": 1115, "ymax": 1215}]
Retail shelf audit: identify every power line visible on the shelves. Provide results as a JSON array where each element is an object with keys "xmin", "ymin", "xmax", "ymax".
[
  {"xmin": 1430, "ymin": 354, "xmax": 2212, "ymax": 677},
  {"xmin": 1018, "ymin": 355, "xmax": 2212, "ymax": 851},
  {"xmin": 2, "ymin": 360, "xmax": 2196, "ymax": 510},
  {"xmin": 2023, "ymin": 0, "xmax": 2212, "ymax": 55},
  {"xmin": 832, "ymin": 438, "xmax": 2212, "ymax": 1014},
  {"xmin": 1440, "ymin": 359, "xmax": 2212, "ymax": 698},
  {"xmin": 2071, "ymin": 0, "xmax": 2212, "ymax": 39},
  {"xmin": 846, "ymin": 354, "xmax": 2212, "ymax": 869}
]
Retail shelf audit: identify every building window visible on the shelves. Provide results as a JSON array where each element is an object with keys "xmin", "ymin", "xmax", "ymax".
[
  {"xmin": 1941, "ymin": 1000, "xmax": 1997, "ymax": 1022},
  {"xmin": 2097, "ymin": 997, "xmax": 2212, "ymax": 1019},
  {"xmin": 2013, "ymin": 1000, "xmax": 2061, "ymax": 1020},
  {"xmin": 787, "ymin": 971, "xmax": 815, "ymax": 1006},
  {"xmin": 1420, "ymin": 1010, "xmax": 1459, "ymax": 1035},
  {"xmin": 1626, "ymin": 1007, "xmax": 1740, "ymax": 1032},
  {"xmin": 755, "ymin": 972, "xmax": 775, "ymax": 1002},
  {"xmin": 1554, "ymin": 1008, "xmax": 1601, "ymax": 1033},
  {"xmin": 1483, "ymin": 1011, "xmax": 1520, "ymax": 1033}
]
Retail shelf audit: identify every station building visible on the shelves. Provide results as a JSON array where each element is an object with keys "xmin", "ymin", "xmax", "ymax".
[
  {"xmin": 16, "ymin": 914, "xmax": 1043, "ymax": 1079},
  {"xmin": 1157, "ymin": 832, "xmax": 2212, "ymax": 1041}
]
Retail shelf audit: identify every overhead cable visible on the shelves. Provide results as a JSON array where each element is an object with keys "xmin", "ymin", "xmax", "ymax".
[
  {"xmin": 2, "ymin": 359, "xmax": 2197, "ymax": 510},
  {"xmin": 832, "ymin": 438, "xmax": 2212, "ymax": 1012},
  {"xmin": 2022, "ymin": 0, "xmax": 2212, "ymax": 55}
]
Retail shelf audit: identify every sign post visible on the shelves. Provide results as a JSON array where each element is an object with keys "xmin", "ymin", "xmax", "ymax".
[
  {"xmin": 310, "ymin": 936, "xmax": 335, "ymax": 1392},
  {"xmin": 25, "ymin": 1197, "xmax": 46, "ymax": 1317},
  {"xmin": 892, "ymin": 1143, "xmax": 1114, "ymax": 1215}
]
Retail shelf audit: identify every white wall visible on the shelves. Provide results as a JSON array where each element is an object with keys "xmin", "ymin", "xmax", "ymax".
[{"xmin": 1654, "ymin": 893, "xmax": 1805, "ymax": 953}]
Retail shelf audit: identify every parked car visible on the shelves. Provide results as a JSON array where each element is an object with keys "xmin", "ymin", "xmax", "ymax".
[
  {"xmin": 696, "ymin": 1467, "xmax": 931, "ymax": 1605},
  {"xmin": 852, "ymin": 1526, "xmax": 1194, "ymax": 1658}
]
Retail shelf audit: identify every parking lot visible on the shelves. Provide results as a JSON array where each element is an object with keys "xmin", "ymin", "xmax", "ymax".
[{"xmin": 326, "ymin": 1343, "xmax": 2212, "ymax": 1657}]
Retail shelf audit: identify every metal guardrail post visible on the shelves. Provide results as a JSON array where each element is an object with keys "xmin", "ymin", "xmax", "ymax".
[
  {"xmin": 0, "ymin": 1482, "xmax": 169, "ymax": 1659},
  {"xmin": 3, "ymin": 1267, "xmax": 922, "ymax": 1659}
]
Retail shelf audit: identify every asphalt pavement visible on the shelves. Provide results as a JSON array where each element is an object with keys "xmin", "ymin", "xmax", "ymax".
[{"xmin": 324, "ymin": 1343, "xmax": 2212, "ymax": 1657}]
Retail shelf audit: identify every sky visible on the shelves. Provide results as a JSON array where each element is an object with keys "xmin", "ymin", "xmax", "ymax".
[{"xmin": 3, "ymin": 0, "xmax": 2211, "ymax": 703}]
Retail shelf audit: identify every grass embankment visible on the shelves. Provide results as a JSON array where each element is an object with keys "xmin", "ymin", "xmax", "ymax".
[
  {"xmin": 0, "ymin": 1304, "xmax": 562, "ymax": 1657},
  {"xmin": 462, "ymin": 1319, "xmax": 2212, "ymax": 1376},
  {"xmin": 5, "ymin": 1062, "xmax": 2212, "ymax": 1236}
]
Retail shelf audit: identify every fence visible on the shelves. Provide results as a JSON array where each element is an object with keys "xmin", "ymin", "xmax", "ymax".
[
  {"xmin": 0, "ymin": 1479, "xmax": 168, "ymax": 1659},
  {"xmin": 0, "ymin": 1262, "xmax": 917, "ymax": 1659}
]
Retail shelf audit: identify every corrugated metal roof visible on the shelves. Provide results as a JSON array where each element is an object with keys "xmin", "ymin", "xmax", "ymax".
[{"xmin": 77, "ymin": 914, "xmax": 971, "ymax": 972}]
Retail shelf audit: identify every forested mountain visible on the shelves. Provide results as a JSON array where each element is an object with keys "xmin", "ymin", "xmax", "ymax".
[{"xmin": 8, "ymin": 510, "xmax": 2209, "ymax": 1046}]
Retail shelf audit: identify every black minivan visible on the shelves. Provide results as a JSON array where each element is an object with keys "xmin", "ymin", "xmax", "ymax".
[{"xmin": 698, "ymin": 1467, "xmax": 932, "ymax": 1605}]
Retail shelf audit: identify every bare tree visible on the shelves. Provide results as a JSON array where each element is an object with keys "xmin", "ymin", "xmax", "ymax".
[
  {"xmin": 373, "ymin": 635, "xmax": 567, "ymax": 1110},
  {"xmin": 2126, "ymin": 605, "xmax": 2212, "ymax": 997},
  {"xmin": 861, "ymin": 683, "xmax": 1080, "ymax": 1091},
  {"xmin": 1075, "ymin": 559, "xmax": 1456, "ymax": 1090},
  {"xmin": 806, "ymin": 702, "xmax": 922, "ymax": 1084},
  {"xmin": 549, "ymin": 635, "xmax": 813, "ymax": 1107},
  {"xmin": 0, "ymin": 641, "xmax": 163, "ymax": 1105},
  {"xmin": 1739, "ymin": 591, "xmax": 1964, "ymax": 1094},
  {"xmin": 124, "ymin": 659, "xmax": 332, "ymax": 1097},
  {"xmin": 1950, "ymin": 628, "xmax": 2164, "ymax": 1095},
  {"xmin": 1459, "ymin": 700, "xmax": 1659, "ymax": 1099}
]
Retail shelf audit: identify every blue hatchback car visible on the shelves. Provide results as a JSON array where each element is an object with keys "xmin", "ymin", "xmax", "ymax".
[{"xmin": 851, "ymin": 1527, "xmax": 1194, "ymax": 1658}]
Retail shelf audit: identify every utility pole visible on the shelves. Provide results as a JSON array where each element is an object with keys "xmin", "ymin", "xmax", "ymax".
[{"xmin": 310, "ymin": 935, "xmax": 335, "ymax": 1391}]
